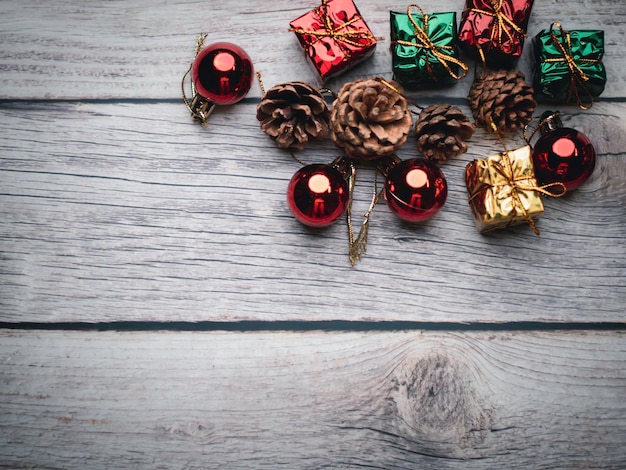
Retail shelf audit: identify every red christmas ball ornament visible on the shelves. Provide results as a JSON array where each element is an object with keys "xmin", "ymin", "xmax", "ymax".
[
  {"xmin": 531, "ymin": 111, "xmax": 596, "ymax": 191},
  {"xmin": 384, "ymin": 158, "xmax": 447, "ymax": 222},
  {"xmin": 287, "ymin": 164, "xmax": 349, "ymax": 227},
  {"xmin": 191, "ymin": 42, "xmax": 253, "ymax": 105}
]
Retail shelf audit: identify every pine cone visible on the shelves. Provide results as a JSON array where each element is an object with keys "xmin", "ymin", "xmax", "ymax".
[
  {"xmin": 414, "ymin": 103, "xmax": 475, "ymax": 162},
  {"xmin": 468, "ymin": 70, "xmax": 536, "ymax": 135},
  {"xmin": 330, "ymin": 78, "xmax": 413, "ymax": 160},
  {"xmin": 256, "ymin": 82, "xmax": 329, "ymax": 151}
]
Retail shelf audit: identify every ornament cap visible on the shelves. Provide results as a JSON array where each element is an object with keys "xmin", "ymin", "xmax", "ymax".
[{"xmin": 538, "ymin": 111, "xmax": 564, "ymax": 134}]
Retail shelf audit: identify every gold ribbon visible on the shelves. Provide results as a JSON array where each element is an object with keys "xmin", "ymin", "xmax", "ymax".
[
  {"xmin": 469, "ymin": 149, "xmax": 566, "ymax": 235},
  {"xmin": 392, "ymin": 4, "xmax": 469, "ymax": 81},
  {"xmin": 544, "ymin": 22, "xmax": 601, "ymax": 110},
  {"xmin": 289, "ymin": 0, "xmax": 377, "ymax": 58}
]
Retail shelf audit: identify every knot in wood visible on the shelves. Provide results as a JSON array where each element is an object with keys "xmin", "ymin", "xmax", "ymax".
[{"xmin": 389, "ymin": 352, "xmax": 493, "ymax": 456}]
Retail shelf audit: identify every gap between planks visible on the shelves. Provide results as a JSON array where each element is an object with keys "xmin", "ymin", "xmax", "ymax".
[{"xmin": 0, "ymin": 320, "xmax": 625, "ymax": 332}]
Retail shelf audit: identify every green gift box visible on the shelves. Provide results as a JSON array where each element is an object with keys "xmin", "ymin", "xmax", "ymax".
[
  {"xmin": 533, "ymin": 22, "xmax": 606, "ymax": 108},
  {"xmin": 390, "ymin": 6, "xmax": 467, "ymax": 87}
]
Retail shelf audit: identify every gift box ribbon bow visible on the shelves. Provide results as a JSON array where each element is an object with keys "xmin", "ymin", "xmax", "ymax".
[
  {"xmin": 469, "ymin": 146, "xmax": 566, "ymax": 235},
  {"xmin": 544, "ymin": 22, "xmax": 602, "ymax": 109},
  {"xmin": 393, "ymin": 4, "xmax": 469, "ymax": 81},
  {"xmin": 289, "ymin": 0, "xmax": 377, "ymax": 54}
]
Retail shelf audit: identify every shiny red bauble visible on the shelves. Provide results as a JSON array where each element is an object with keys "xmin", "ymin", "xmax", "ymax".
[
  {"xmin": 532, "ymin": 129, "xmax": 596, "ymax": 191},
  {"xmin": 384, "ymin": 158, "xmax": 447, "ymax": 222},
  {"xmin": 287, "ymin": 164, "xmax": 349, "ymax": 227},
  {"xmin": 531, "ymin": 112, "xmax": 596, "ymax": 191},
  {"xmin": 191, "ymin": 42, "xmax": 253, "ymax": 105}
]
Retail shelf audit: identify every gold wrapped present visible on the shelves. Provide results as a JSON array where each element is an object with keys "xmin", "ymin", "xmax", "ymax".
[{"xmin": 465, "ymin": 145, "xmax": 564, "ymax": 235}]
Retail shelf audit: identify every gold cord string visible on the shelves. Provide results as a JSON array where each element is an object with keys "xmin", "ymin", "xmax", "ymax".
[
  {"xmin": 375, "ymin": 77, "xmax": 423, "ymax": 113},
  {"xmin": 182, "ymin": 33, "xmax": 207, "ymax": 115},
  {"xmin": 256, "ymin": 71, "xmax": 266, "ymax": 95},
  {"xmin": 488, "ymin": 117, "xmax": 508, "ymax": 152},
  {"xmin": 181, "ymin": 33, "xmax": 215, "ymax": 126},
  {"xmin": 544, "ymin": 22, "xmax": 600, "ymax": 110},
  {"xmin": 347, "ymin": 163, "xmax": 383, "ymax": 266},
  {"xmin": 476, "ymin": 44, "xmax": 488, "ymax": 76},
  {"xmin": 289, "ymin": 0, "xmax": 379, "ymax": 58},
  {"xmin": 181, "ymin": 66, "xmax": 194, "ymax": 112},
  {"xmin": 391, "ymin": 4, "xmax": 468, "ymax": 82},
  {"xmin": 523, "ymin": 111, "xmax": 560, "ymax": 146}
]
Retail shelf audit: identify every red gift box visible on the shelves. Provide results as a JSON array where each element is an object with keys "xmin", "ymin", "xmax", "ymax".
[
  {"xmin": 290, "ymin": 0, "xmax": 377, "ymax": 81},
  {"xmin": 459, "ymin": 0, "xmax": 534, "ymax": 66}
]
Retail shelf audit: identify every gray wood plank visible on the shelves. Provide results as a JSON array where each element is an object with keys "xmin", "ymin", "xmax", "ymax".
[
  {"xmin": 1, "ymin": 100, "xmax": 624, "ymax": 323},
  {"xmin": 0, "ymin": 329, "xmax": 624, "ymax": 469},
  {"xmin": 0, "ymin": 0, "xmax": 623, "ymax": 100}
]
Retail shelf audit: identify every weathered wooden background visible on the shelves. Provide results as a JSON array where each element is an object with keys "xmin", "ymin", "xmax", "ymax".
[{"xmin": 0, "ymin": 0, "xmax": 624, "ymax": 468}]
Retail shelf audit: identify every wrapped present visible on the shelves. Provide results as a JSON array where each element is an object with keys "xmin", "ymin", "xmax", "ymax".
[
  {"xmin": 390, "ymin": 5, "xmax": 468, "ymax": 87},
  {"xmin": 459, "ymin": 0, "xmax": 534, "ymax": 67},
  {"xmin": 466, "ymin": 145, "xmax": 555, "ymax": 234},
  {"xmin": 533, "ymin": 22, "xmax": 606, "ymax": 109},
  {"xmin": 289, "ymin": 0, "xmax": 377, "ymax": 81}
]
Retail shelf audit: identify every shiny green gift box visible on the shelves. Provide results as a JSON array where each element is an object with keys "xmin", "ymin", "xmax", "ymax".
[
  {"xmin": 390, "ymin": 8, "xmax": 466, "ymax": 87},
  {"xmin": 533, "ymin": 24, "xmax": 606, "ymax": 107}
]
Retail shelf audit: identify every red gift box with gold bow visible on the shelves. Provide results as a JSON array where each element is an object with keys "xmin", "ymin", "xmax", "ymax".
[
  {"xmin": 458, "ymin": 0, "xmax": 534, "ymax": 66},
  {"xmin": 290, "ymin": 0, "xmax": 378, "ymax": 81}
]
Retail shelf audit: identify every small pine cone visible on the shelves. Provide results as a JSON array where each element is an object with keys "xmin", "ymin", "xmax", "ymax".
[
  {"xmin": 330, "ymin": 78, "xmax": 413, "ymax": 160},
  {"xmin": 414, "ymin": 103, "xmax": 475, "ymax": 163},
  {"xmin": 256, "ymin": 82, "xmax": 329, "ymax": 151},
  {"xmin": 468, "ymin": 70, "xmax": 536, "ymax": 135}
]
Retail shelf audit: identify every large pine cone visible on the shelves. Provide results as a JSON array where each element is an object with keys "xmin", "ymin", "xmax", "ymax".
[
  {"xmin": 468, "ymin": 70, "xmax": 536, "ymax": 135},
  {"xmin": 414, "ymin": 103, "xmax": 475, "ymax": 162},
  {"xmin": 330, "ymin": 78, "xmax": 413, "ymax": 160},
  {"xmin": 257, "ymin": 82, "xmax": 329, "ymax": 151}
]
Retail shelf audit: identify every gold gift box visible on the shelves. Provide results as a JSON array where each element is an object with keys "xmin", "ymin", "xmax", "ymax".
[{"xmin": 465, "ymin": 145, "xmax": 544, "ymax": 233}]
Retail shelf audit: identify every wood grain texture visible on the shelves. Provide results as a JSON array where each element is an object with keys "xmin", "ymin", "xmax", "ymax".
[
  {"xmin": 0, "ymin": 329, "xmax": 624, "ymax": 469},
  {"xmin": 1, "ymin": 99, "xmax": 624, "ymax": 323},
  {"xmin": 1, "ymin": 1, "xmax": 625, "ymax": 467},
  {"xmin": 0, "ymin": 0, "xmax": 624, "ymax": 100},
  {"xmin": 0, "ymin": 0, "xmax": 624, "ymax": 323}
]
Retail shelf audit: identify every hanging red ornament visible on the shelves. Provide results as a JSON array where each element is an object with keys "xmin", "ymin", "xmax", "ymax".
[
  {"xmin": 530, "ymin": 111, "xmax": 596, "ymax": 191},
  {"xmin": 384, "ymin": 158, "xmax": 447, "ymax": 222},
  {"xmin": 191, "ymin": 42, "xmax": 253, "ymax": 105},
  {"xmin": 287, "ymin": 163, "xmax": 350, "ymax": 227},
  {"xmin": 182, "ymin": 35, "xmax": 253, "ymax": 126}
]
